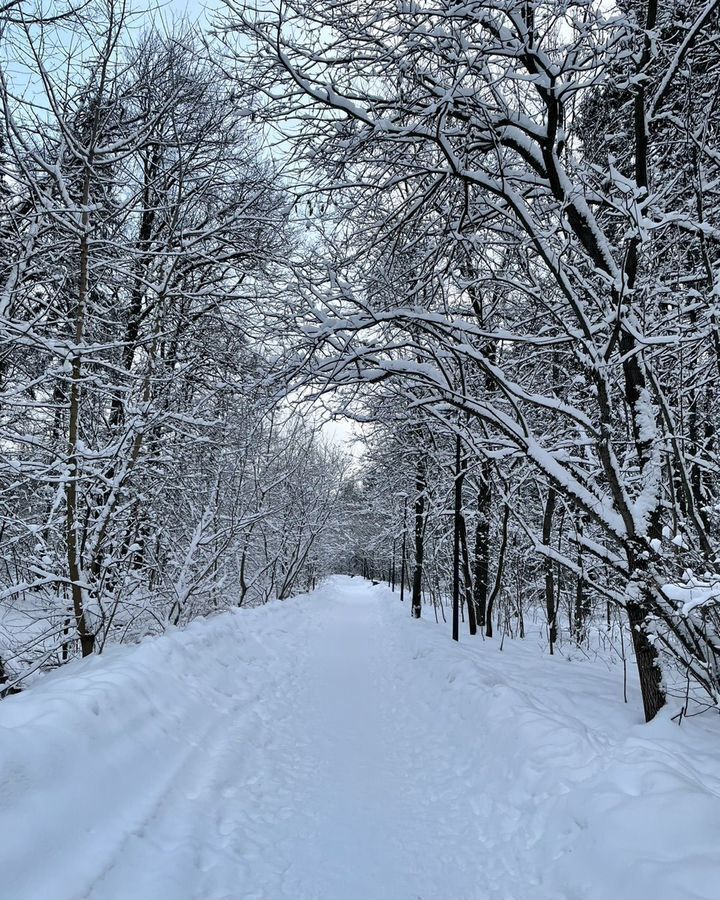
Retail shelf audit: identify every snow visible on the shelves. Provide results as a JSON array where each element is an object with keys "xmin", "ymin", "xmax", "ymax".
[
  {"xmin": 1, "ymin": 576, "xmax": 719, "ymax": 899},
  {"xmin": 662, "ymin": 577, "xmax": 720, "ymax": 616}
]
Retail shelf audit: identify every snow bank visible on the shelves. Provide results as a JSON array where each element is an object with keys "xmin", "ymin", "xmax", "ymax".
[
  {"xmin": 380, "ymin": 585, "xmax": 720, "ymax": 900},
  {"xmin": 0, "ymin": 592, "xmax": 320, "ymax": 900}
]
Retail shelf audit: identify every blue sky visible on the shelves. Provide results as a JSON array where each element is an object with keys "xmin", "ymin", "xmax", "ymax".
[{"xmin": 160, "ymin": 0, "xmax": 219, "ymax": 24}]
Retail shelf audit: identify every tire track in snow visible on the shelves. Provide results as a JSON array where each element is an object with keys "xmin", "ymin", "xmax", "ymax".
[{"xmin": 82, "ymin": 621, "xmax": 323, "ymax": 900}]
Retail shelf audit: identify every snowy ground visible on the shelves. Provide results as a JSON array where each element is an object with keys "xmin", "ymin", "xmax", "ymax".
[{"xmin": 1, "ymin": 576, "xmax": 719, "ymax": 900}]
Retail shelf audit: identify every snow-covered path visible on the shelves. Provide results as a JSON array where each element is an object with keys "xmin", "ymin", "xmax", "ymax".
[
  {"xmin": 84, "ymin": 581, "xmax": 485, "ymax": 900},
  {"xmin": 2, "ymin": 576, "xmax": 719, "ymax": 900}
]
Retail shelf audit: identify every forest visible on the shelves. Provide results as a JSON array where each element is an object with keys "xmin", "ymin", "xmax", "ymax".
[
  {"xmin": 3, "ymin": 0, "xmax": 719, "ymax": 723},
  {"xmin": 1, "ymin": 1, "xmax": 720, "ymax": 898}
]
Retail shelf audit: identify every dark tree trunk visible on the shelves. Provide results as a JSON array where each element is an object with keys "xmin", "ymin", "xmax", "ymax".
[
  {"xmin": 486, "ymin": 503, "xmax": 510, "ymax": 638},
  {"xmin": 627, "ymin": 595, "xmax": 665, "ymax": 722},
  {"xmin": 399, "ymin": 497, "xmax": 407, "ymax": 603},
  {"xmin": 473, "ymin": 468, "xmax": 491, "ymax": 628},
  {"xmin": 455, "ymin": 441, "xmax": 477, "ymax": 636},
  {"xmin": 573, "ymin": 515, "xmax": 591, "ymax": 642},
  {"xmin": 452, "ymin": 435, "xmax": 462, "ymax": 641},
  {"xmin": 459, "ymin": 515, "xmax": 477, "ymax": 636},
  {"xmin": 621, "ymin": 0, "xmax": 664, "ymax": 722},
  {"xmin": 543, "ymin": 487, "xmax": 557, "ymax": 653},
  {"xmin": 411, "ymin": 455, "xmax": 426, "ymax": 619}
]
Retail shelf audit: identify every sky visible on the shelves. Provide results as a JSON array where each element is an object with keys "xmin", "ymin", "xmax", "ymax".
[{"xmin": 158, "ymin": 0, "xmax": 219, "ymax": 25}]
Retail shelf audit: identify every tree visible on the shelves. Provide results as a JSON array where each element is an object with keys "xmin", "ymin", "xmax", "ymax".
[
  {"xmin": 223, "ymin": 0, "xmax": 720, "ymax": 719},
  {"xmin": 0, "ymin": 7, "xmax": 344, "ymax": 691}
]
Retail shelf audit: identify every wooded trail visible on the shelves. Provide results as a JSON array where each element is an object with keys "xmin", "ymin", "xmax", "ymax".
[
  {"xmin": 84, "ymin": 579, "xmax": 492, "ymax": 900},
  {"xmin": 1, "ymin": 578, "xmax": 717, "ymax": 900}
]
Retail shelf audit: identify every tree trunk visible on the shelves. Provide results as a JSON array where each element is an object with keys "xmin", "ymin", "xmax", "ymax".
[
  {"xmin": 542, "ymin": 487, "xmax": 557, "ymax": 653},
  {"xmin": 459, "ymin": 515, "xmax": 477, "ymax": 636},
  {"xmin": 391, "ymin": 538, "xmax": 396, "ymax": 590},
  {"xmin": 627, "ymin": 596, "xmax": 665, "ymax": 722},
  {"xmin": 399, "ymin": 497, "xmax": 407, "ymax": 603},
  {"xmin": 66, "ymin": 173, "xmax": 95, "ymax": 658},
  {"xmin": 621, "ymin": 0, "xmax": 665, "ymax": 721},
  {"xmin": 473, "ymin": 468, "xmax": 491, "ymax": 628},
  {"xmin": 452, "ymin": 435, "xmax": 461, "ymax": 641},
  {"xmin": 455, "ymin": 441, "xmax": 477, "ymax": 636},
  {"xmin": 411, "ymin": 455, "xmax": 426, "ymax": 619},
  {"xmin": 573, "ymin": 514, "xmax": 590, "ymax": 642},
  {"xmin": 486, "ymin": 502, "xmax": 510, "ymax": 638}
]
